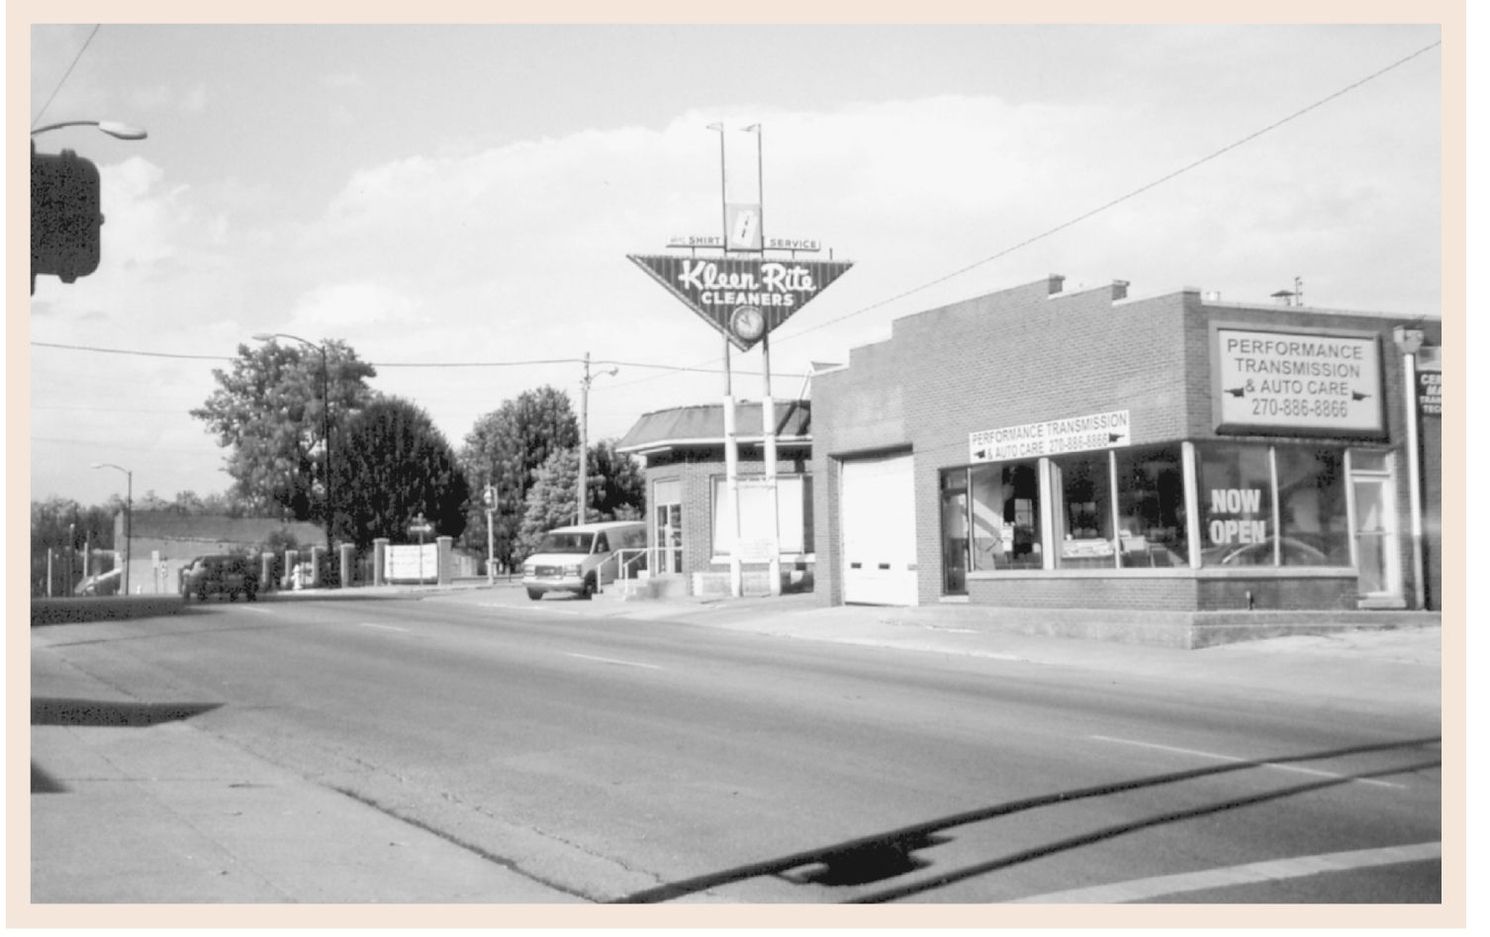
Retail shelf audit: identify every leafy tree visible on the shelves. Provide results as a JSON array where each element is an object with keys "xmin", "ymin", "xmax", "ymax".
[
  {"xmin": 192, "ymin": 339, "xmax": 376, "ymax": 530},
  {"xmin": 461, "ymin": 386, "xmax": 579, "ymax": 570},
  {"xmin": 513, "ymin": 443, "xmax": 646, "ymax": 562},
  {"xmin": 516, "ymin": 448, "xmax": 580, "ymax": 561},
  {"xmin": 585, "ymin": 439, "xmax": 645, "ymax": 522},
  {"xmin": 332, "ymin": 396, "xmax": 470, "ymax": 549}
]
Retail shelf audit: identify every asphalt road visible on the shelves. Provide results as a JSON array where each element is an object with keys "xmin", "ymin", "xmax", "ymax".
[{"xmin": 31, "ymin": 592, "xmax": 1441, "ymax": 904}]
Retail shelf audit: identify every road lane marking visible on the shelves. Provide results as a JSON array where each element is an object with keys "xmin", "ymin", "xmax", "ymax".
[
  {"xmin": 359, "ymin": 622, "xmax": 410, "ymax": 633},
  {"xmin": 1010, "ymin": 840, "xmax": 1440, "ymax": 903},
  {"xmin": 1090, "ymin": 735, "xmax": 1403, "ymax": 788},
  {"xmin": 564, "ymin": 652, "xmax": 663, "ymax": 671}
]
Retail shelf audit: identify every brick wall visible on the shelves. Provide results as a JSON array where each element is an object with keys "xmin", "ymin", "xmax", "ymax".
[{"xmin": 813, "ymin": 275, "xmax": 1442, "ymax": 612}]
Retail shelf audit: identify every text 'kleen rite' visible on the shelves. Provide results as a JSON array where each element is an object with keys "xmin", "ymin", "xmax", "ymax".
[{"xmin": 677, "ymin": 260, "xmax": 818, "ymax": 294}]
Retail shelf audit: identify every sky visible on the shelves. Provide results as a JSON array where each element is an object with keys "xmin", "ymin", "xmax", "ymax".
[{"xmin": 16, "ymin": 8, "xmax": 1450, "ymax": 509}]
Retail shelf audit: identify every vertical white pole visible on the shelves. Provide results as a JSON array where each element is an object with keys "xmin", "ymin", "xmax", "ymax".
[
  {"xmin": 724, "ymin": 339, "xmax": 742, "ymax": 598},
  {"xmin": 754, "ymin": 125, "xmax": 782, "ymax": 596},
  {"xmin": 1403, "ymin": 350, "xmax": 1426, "ymax": 609}
]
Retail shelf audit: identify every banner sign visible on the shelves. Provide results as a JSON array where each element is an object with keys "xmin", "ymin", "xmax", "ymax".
[
  {"xmin": 1417, "ymin": 345, "xmax": 1441, "ymax": 417},
  {"xmin": 667, "ymin": 234, "xmax": 821, "ymax": 252},
  {"xmin": 628, "ymin": 254, "xmax": 854, "ymax": 351},
  {"xmin": 970, "ymin": 410, "xmax": 1131, "ymax": 462},
  {"xmin": 1212, "ymin": 327, "xmax": 1385, "ymax": 437}
]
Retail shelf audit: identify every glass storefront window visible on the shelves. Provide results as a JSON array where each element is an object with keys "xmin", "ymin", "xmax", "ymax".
[
  {"xmin": 1053, "ymin": 454, "xmax": 1114, "ymax": 569},
  {"xmin": 1275, "ymin": 447, "xmax": 1351, "ymax": 566},
  {"xmin": 1115, "ymin": 446, "xmax": 1188, "ymax": 567},
  {"xmin": 1197, "ymin": 444, "xmax": 1276, "ymax": 567},
  {"xmin": 968, "ymin": 461, "xmax": 1042, "ymax": 570}
]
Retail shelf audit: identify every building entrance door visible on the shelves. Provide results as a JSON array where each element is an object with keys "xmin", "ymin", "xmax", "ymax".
[
  {"xmin": 941, "ymin": 481, "xmax": 968, "ymax": 594},
  {"xmin": 1350, "ymin": 452, "xmax": 1403, "ymax": 607},
  {"xmin": 652, "ymin": 480, "xmax": 683, "ymax": 574}
]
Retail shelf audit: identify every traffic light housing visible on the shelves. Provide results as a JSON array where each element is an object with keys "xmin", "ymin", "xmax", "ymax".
[{"xmin": 31, "ymin": 145, "xmax": 103, "ymax": 289}]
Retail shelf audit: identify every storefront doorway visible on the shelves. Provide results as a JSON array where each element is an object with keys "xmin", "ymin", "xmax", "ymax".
[
  {"xmin": 652, "ymin": 480, "xmax": 683, "ymax": 574},
  {"xmin": 941, "ymin": 477, "xmax": 968, "ymax": 594}
]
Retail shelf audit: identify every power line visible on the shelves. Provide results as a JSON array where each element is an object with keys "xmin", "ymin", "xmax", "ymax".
[
  {"xmin": 28, "ymin": 342, "xmax": 805, "ymax": 380},
  {"xmin": 31, "ymin": 25, "xmax": 102, "ymax": 130},
  {"xmin": 776, "ymin": 39, "xmax": 1443, "ymax": 344}
]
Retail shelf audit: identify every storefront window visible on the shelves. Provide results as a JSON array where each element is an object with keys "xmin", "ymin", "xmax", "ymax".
[
  {"xmin": 1115, "ymin": 446, "xmax": 1188, "ymax": 567},
  {"xmin": 1197, "ymin": 444, "xmax": 1276, "ymax": 567},
  {"xmin": 1275, "ymin": 447, "xmax": 1351, "ymax": 566},
  {"xmin": 1053, "ymin": 455, "xmax": 1114, "ymax": 569},
  {"xmin": 968, "ymin": 461, "xmax": 1042, "ymax": 570}
]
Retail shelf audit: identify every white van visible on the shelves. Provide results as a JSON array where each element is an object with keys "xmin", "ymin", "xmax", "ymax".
[{"xmin": 521, "ymin": 520, "xmax": 648, "ymax": 600}]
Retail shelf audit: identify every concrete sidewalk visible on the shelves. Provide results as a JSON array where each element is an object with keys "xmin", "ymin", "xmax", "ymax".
[{"xmin": 26, "ymin": 583, "xmax": 1445, "ymax": 909}]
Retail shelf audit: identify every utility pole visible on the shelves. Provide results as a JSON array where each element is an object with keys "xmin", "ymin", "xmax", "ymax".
[{"xmin": 577, "ymin": 352, "xmax": 617, "ymax": 526}]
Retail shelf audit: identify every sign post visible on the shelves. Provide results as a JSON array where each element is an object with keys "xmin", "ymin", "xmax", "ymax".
[{"xmin": 483, "ymin": 485, "xmax": 497, "ymax": 585}]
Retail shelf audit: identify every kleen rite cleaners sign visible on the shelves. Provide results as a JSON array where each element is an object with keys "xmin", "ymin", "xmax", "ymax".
[
  {"xmin": 628, "ymin": 254, "xmax": 854, "ymax": 351},
  {"xmin": 1213, "ymin": 327, "xmax": 1384, "ymax": 437},
  {"xmin": 970, "ymin": 410, "xmax": 1131, "ymax": 462}
]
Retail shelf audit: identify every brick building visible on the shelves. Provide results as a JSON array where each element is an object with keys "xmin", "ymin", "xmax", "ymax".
[
  {"xmin": 811, "ymin": 275, "xmax": 1442, "ymax": 624},
  {"xmin": 617, "ymin": 400, "xmax": 814, "ymax": 595}
]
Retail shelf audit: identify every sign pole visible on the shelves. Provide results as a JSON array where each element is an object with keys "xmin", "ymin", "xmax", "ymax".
[
  {"xmin": 724, "ymin": 336, "xmax": 742, "ymax": 598},
  {"xmin": 711, "ymin": 122, "xmax": 743, "ymax": 599},
  {"xmin": 750, "ymin": 124, "xmax": 782, "ymax": 597}
]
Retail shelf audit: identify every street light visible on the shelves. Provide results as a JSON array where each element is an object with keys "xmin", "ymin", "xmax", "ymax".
[
  {"xmin": 91, "ymin": 462, "xmax": 132, "ymax": 596},
  {"xmin": 253, "ymin": 333, "xmax": 334, "ymax": 563},
  {"xmin": 31, "ymin": 119, "xmax": 149, "ymax": 140}
]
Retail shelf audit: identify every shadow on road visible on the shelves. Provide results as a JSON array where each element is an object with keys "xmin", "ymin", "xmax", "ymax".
[
  {"xmin": 31, "ymin": 698, "xmax": 223, "ymax": 727},
  {"xmin": 612, "ymin": 736, "xmax": 1441, "ymax": 903}
]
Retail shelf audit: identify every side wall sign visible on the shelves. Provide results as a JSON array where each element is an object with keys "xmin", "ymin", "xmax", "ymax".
[
  {"xmin": 628, "ymin": 254, "xmax": 854, "ymax": 351},
  {"xmin": 1211, "ymin": 326, "xmax": 1385, "ymax": 437}
]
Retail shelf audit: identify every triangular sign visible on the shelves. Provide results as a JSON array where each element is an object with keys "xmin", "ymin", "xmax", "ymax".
[{"xmin": 628, "ymin": 254, "xmax": 855, "ymax": 351}]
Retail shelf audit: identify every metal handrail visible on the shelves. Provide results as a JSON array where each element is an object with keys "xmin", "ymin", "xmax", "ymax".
[{"xmin": 615, "ymin": 548, "xmax": 649, "ymax": 581}]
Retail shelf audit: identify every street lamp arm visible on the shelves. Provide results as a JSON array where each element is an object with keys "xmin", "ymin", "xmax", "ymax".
[{"xmin": 32, "ymin": 119, "xmax": 148, "ymax": 140}]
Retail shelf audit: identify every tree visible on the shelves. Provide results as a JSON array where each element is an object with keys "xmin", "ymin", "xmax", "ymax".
[
  {"xmin": 332, "ymin": 396, "xmax": 470, "ymax": 549},
  {"xmin": 515, "ymin": 448, "xmax": 580, "ymax": 561},
  {"xmin": 191, "ymin": 339, "xmax": 376, "ymax": 527},
  {"xmin": 513, "ymin": 443, "xmax": 647, "ymax": 562},
  {"xmin": 461, "ymin": 386, "xmax": 579, "ymax": 570},
  {"xmin": 585, "ymin": 439, "xmax": 645, "ymax": 522}
]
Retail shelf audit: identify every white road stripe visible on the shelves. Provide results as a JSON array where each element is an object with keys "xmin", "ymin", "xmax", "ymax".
[
  {"xmin": 359, "ymin": 622, "xmax": 410, "ymax": 633},
  {"xmin": 565, "ymin": 652, "xmax": 662, "ymax": 671},
  {"xmin": 1011, "ymin": 841, "xmax": 1440, "ymax": 903},
  {"xmin": 1090, "ymin": 735, "xmax": 1403, "ymax": 788}
]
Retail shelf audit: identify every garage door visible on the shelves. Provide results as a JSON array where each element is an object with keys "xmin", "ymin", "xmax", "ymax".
[{"xmin": 840, "ymin": 452, "xmax": 918, "ymax": 605}]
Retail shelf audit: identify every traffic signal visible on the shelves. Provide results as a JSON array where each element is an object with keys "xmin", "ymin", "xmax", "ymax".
[{"xmin": 31, "ymin": 145, "xmax": 103, "ymax": 289}]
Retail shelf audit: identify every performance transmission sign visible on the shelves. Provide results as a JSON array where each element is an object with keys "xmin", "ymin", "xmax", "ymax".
[
  {"xmin": 1212, "ymin": 327, "xmax": 1385, "ymax": 437},
  {"xmin": 628, "ymin": 254, "xmax": 854, "ymax": 351}
]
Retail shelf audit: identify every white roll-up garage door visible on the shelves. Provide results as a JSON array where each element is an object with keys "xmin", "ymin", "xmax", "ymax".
[{"xmin": 840, "ymin": 452, "xmax": 918, "ymax": 605}]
